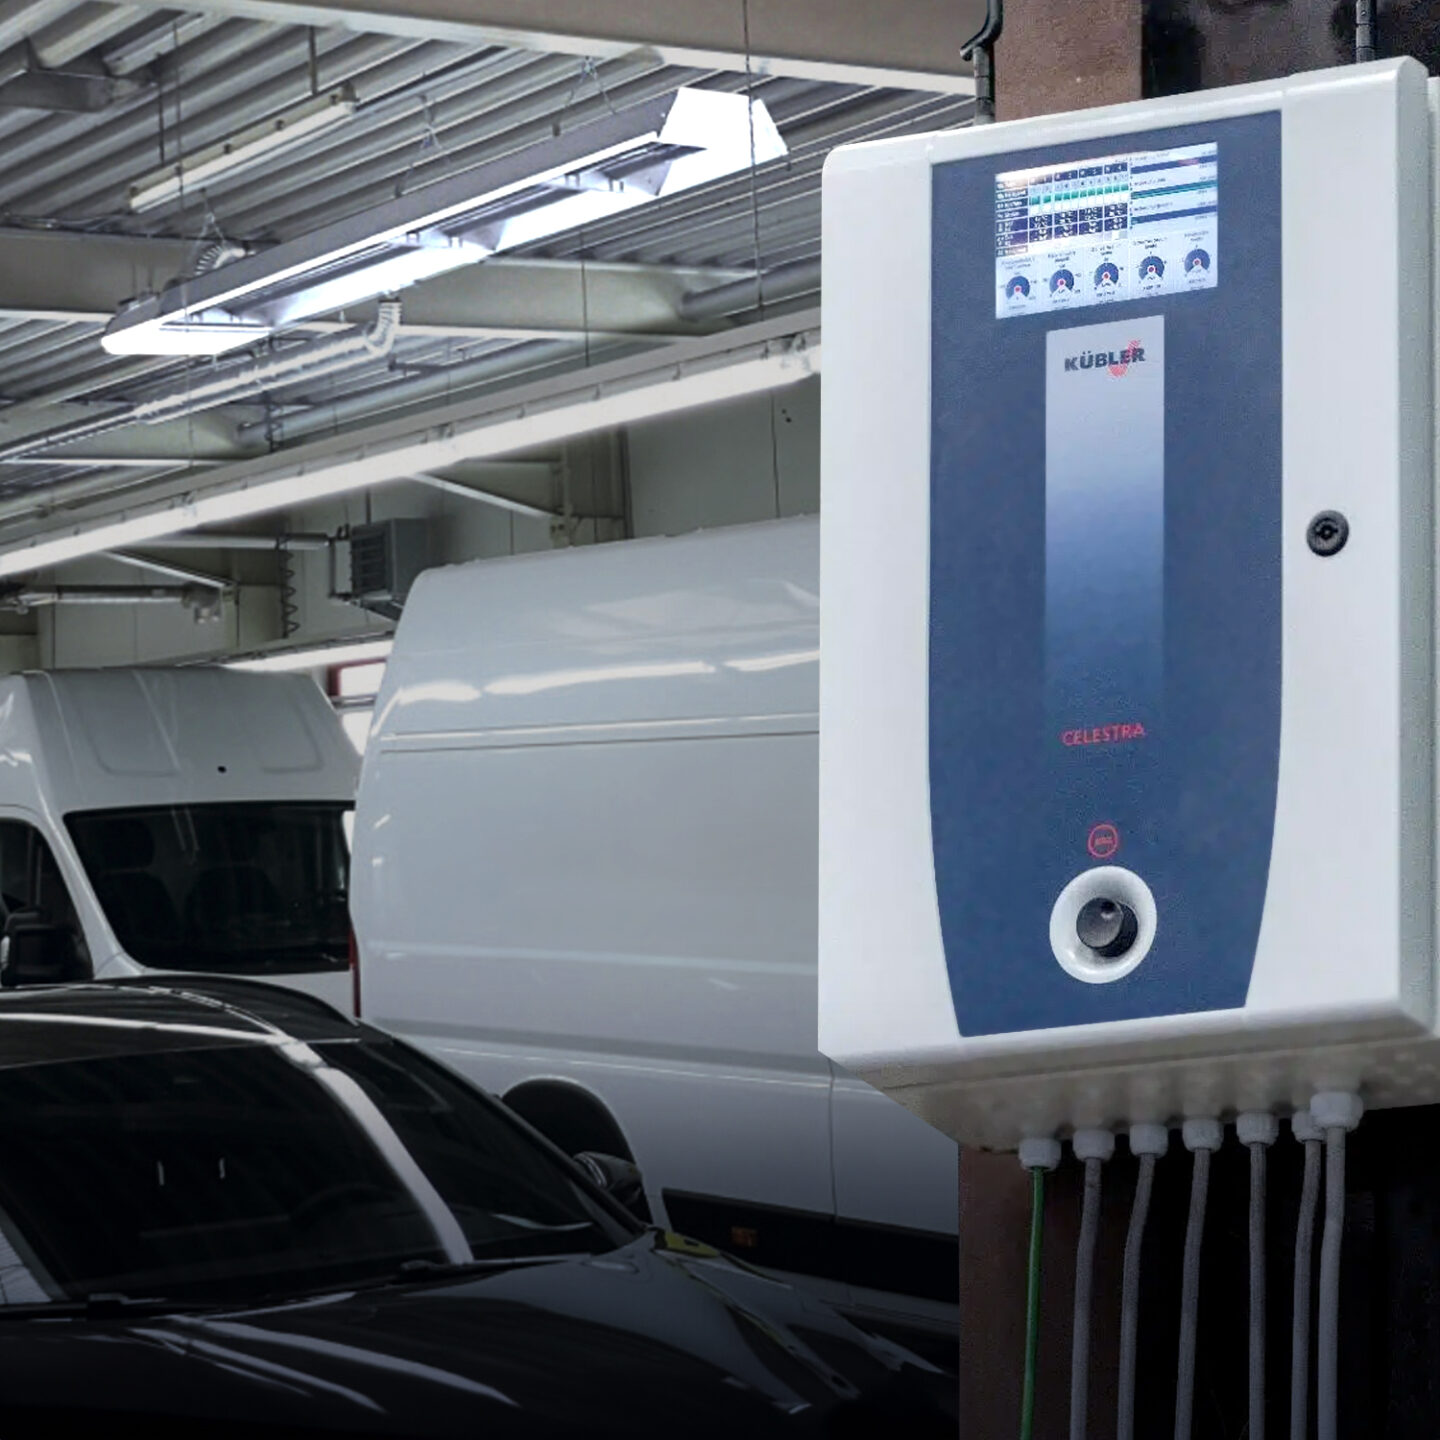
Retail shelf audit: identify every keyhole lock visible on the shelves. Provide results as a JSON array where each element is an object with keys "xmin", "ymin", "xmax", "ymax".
[{"xmin": 1307, "ymin": 511, "xmax": 1349, "ymax": 557}]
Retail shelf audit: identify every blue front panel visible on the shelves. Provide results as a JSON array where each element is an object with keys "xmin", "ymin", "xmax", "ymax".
[{"xmin": 929, "ymin": 114, "xmax": 1282, "ymax": 1035}]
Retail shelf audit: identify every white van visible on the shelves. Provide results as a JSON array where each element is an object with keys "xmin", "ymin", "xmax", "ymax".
[
  {"xmin": 350, "ymin": 516, "xmax": 959, "ymax": 1344},
  {"xmin": 0, "ymin": 666, "xmax": 357, "ymax": 1009}
]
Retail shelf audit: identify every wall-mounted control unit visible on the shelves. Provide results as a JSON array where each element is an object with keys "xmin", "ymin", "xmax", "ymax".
[{"xmin": 819, "ymin": 60, "xmax": 1436, "ymax": 1149}]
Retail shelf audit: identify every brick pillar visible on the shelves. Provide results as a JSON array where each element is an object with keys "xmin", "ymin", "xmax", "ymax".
[
  {"xmin": 959, "ymin": 1146, "xmax": 1127, "ymax": 1437},
  {"xmin": 994, "ymin": 0, "xmax": 1141, "ymax": 121}
]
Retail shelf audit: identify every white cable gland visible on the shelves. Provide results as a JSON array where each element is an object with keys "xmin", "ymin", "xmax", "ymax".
[
  {"xmin": 1237, "ymin": 1111, "xmax": 1279, "ymax": 1147},
  {"xmin": 1072, "ymin": 1128, "xmax": 1115, "ymax": 1163},
  {"xmin": 1128, "ymin": 1122, "xmax": 1170, "ymax": 1157},
  {"xmin": 1182, "ymin": 1117, "xmax": 1223, "ymax": 1152},
  {"xmin": 1290, "ymin": 1109, "xmax": 1324, "ymax": 1143},
  {"xmin": 1309, "ymin": 1091, "xmax": 1364, "ymax": 1132},
  {"xmin": 1018, "ymin": 1137, "xmax": 1062, "ymax": 1173}
]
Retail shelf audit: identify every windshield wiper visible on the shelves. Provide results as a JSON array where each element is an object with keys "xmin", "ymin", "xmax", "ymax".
[
  {"xmin": 391, "ymin": 1253, "xmax": 577, "ymax": 1281},
  {"xmin": 0, "ymin": 1292, "xmax": 223, "ymax": 1321}
]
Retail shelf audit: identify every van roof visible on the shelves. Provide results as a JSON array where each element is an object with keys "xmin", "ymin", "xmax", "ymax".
[
  {"xmin": 0, "ymin": 667, "xmax": 358, "ymax": 817},
  {"xmin": 372, "ymin": 516, "xmax": 819, "ymax": 741}
]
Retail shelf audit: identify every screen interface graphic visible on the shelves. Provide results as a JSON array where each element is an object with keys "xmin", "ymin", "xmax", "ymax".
[{"xmin": 994, "ymin": 142, "xmax": 1217, "ymax": 318}]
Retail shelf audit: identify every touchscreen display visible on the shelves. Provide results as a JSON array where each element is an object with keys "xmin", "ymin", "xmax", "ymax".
[{"xmin": 994, "ymin": 142, "xmax": 1217, "ymax": 317}]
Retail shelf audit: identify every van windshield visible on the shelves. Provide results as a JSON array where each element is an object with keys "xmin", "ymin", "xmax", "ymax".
[{"xmin": 66, "ymin": 803, "xmax": 351, "ymax": 975}]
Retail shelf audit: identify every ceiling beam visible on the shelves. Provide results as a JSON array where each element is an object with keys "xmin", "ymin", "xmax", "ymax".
[
  {"xmin": 123, "ymin": 0, "xmax": 982, "ymax": 93},
  {"xmin": 104, "ymin": 550, "xmax": 233, "ymax": 589},
  {"xmin": 0, "ymin": 311, "xmax": 820, "ymax": 559},
  {"xmin": 0, "ymin": 228, "xmax": 741, "ymax": 339},
  {"xmin": 412, "ymin": 470, "xmax": 558, "ymax": 519}
]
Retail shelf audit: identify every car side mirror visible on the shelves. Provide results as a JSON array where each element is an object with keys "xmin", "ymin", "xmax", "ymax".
[
  {"xmin": 575, "ymin": 1151, "xmax": 648, "ymax": 1219},
  {"xmin": 0, "ymin": 911, "xmax": 83, "ymax": 988}
]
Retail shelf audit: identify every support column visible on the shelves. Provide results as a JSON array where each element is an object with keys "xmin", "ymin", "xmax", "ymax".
[{"xmin": 995, "ymin": 0, "xmax": 1141, "ymax": 122}]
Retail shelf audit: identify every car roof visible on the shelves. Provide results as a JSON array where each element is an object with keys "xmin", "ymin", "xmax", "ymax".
[{"xmin": 0, "ymin": 978, "xmax": 363, "ymax": 1069}]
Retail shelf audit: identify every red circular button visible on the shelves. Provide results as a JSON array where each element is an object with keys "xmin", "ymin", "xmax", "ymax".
[{"xmin": 1087, "ymin": 823, "xmax": 1120, "ymax": 861}]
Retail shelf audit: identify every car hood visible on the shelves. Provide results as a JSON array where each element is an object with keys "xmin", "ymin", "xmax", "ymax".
[{"xmin": 0, "ymin": 1232, "xmax": 956, "ymax": 1439}]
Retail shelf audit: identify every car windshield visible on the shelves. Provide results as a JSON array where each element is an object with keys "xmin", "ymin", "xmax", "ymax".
[
  {"xmin": 0, "ymin": 1029, "xmax": 633, "ymax": 1308},
  {"xmin": 66, "ymin": 802, "xmax": 351, "ymax": 975}
]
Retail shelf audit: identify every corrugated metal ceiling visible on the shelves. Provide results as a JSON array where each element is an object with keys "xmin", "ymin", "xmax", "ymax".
[{"xmin": 0, "ymin": 0, "xmax": 972, "ymax": 507}]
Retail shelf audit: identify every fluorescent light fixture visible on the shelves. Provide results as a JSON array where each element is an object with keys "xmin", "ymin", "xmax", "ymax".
[
  {"xmin": 254, "ymin": 234, "xmax": 487, "ymax": 330},
  {"xmin": 100, "ymin": 313, "xmax": 273, "ymax": 358},
  {"xmin": 103, "ymin": 87, "xmax": 787, "ymax": 356},
  {"xmin": 224, "ymin": 637, "xmax": 393, "ymax": 672},
  {"xmin": 459, "ymin": 88, "xmax": 787, "ymax": 255},
  {"xmin": 0, "ymin": 315, "xmax": 818, "ymax": 579},
  {"xmin": 129, "ymin": 86, "xmax": 358, "ymax": 213}
]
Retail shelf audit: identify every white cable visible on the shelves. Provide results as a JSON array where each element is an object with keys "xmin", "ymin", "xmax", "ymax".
[
  {"xmin": 1118, "ymin": 1122, "xmax": 1168, "ymax": 1440},
  {"xmin": 1174, "ymin": 1117, "xmax": 1222, "ymax": 1440},
  {"xmin": 1238, "ymin": 1112, "xmax": 1279, "ymax": 1440},
  {"xmin": 1310, "ymin": 1092, "xmax": 1362, "ymax": 1440},
  {"xmin": 1070, "ymin": 1128, "xmax": 1113, "ymax": 1440},
  {"xmin": 1290, "ymin": 1109, "xmax": 1323, "ymax": 1440}
]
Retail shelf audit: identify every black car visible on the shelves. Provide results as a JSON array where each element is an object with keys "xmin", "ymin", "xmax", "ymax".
[{"xmin": 0, "ymin": 978, "xmax": 956, "ymax": 1438}]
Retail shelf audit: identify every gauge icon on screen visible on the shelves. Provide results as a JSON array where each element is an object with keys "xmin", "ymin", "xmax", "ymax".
[
  {"xmin": 1049, "ymin": 269, "xmax": 1075, "ymax": 295},
  {"xmin": 1139, "ymin": 254, "xmax": 1165, "ymax": 282},
  {"xmin": 1094, "ymin": 261, "xmax": 1121, "ymax": 290},
  {"xmin": 1005, "ymin": 275, "xmax": 1031, "ymax": 301},
  {"xmin": 1185, "ymin": 248, "xmax": 1211, "ymax": 273}
]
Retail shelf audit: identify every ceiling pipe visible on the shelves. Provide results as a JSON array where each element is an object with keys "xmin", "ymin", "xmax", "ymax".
[
  {"xmin": 237, "ymin": 335, "xmax": 591, "ymax": 445},
  {"xmin": 678, "ymin": 257, "xmax": 821, "ymax": 323},
  {"xmin": 0, "ymin": 302, "xmax": 401, "ymax": 466},
  {"xmin": 0, "ymin": 584, "xmax": 216, "ymax": 608},
  {"xmin": 142, "ymin": 532, "xmax": 330, "ymax": 551},
  {"xmin": 0, "ymin": 456, "xmax": 227, "ymax": 469}
]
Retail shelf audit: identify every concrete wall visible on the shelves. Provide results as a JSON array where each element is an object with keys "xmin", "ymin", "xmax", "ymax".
[
  {"xmin": 38, "ymin": 391, "xmax": 815, "ymax": 669},
  {"xmin": 38, "ymin": 436, "xmax": 627, "ymax": 667},
  {"xmin": 35, "ymin": 554, "xmax": 272, "ymax": 669},
  {"xmin": 626, "ymin": 377, "xmax": 820, "ymax": 537}
]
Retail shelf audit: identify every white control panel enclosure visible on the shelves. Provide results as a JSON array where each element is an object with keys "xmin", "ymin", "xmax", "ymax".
[{"xmin": 819, "ymin": 62, "xmax": 1435, "ymax": 1148}]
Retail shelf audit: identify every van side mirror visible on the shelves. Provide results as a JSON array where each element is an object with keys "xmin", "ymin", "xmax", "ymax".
[
  {"xmin": 0, "ymin": 911, "xmax": 83, "ymax": 988},
  {"xmin": 575, "ymin": 1152, "xmax": 648, "ymax": 1219}
]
